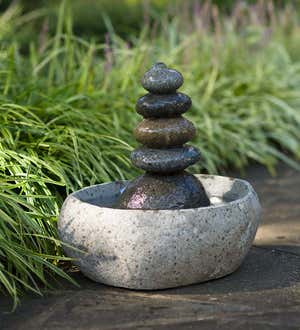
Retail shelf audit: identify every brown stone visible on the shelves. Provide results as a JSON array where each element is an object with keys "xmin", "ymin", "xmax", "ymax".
[{"xmin": 134, "ymin": 117, "xmax": 196, "ymax": 148}]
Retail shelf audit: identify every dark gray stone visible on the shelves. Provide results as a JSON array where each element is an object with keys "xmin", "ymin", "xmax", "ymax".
[
  {"xmin": 141, "ymin": 63, "xmax": 183, "ymax": 94},
  {"xmin": 136, "ymin": 92, "xmax": 191, "ymax": 118},
  {"xmin": 117, "ymin": 171, "xmax": 210, "ymax": 209},
  {"xmin": 131, "ymin": 145, "xmax": 200, "ymax": 173},
  {"xmin": 134, "ymin": 117, "xmax": 196, "ymax": 148}
]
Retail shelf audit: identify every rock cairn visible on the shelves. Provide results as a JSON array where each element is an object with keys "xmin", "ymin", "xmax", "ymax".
[{"xmin": 117, "ymin": 63, "xmax": 210, "ymax": 209}]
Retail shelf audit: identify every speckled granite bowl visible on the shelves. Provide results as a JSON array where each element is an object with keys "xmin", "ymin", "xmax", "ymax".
[{"xmin": 58, "ymin": 175, "xmax": 261, "ymax": 290}]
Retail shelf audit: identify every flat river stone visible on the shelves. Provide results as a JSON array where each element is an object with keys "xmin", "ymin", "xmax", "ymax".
[
  {"xmin": 136, "ymin": 92, "xmax": 191, "ymax": 118},
  {"xmin": 134, "ymin": 117, "xmax": 196, "ymax": 148},
  {"xmin": 118, "ymin": 171, "xmax": 210, "ymax": 209},
  {"xmin": 131, "ymin": 145, "xmax": 200, "ymax": 173},
  {"xmin": 141, "ymin": 63, "xmax": 183, "ymax": 94}
]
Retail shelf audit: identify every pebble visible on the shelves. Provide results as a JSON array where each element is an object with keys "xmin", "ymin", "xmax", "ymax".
[
  {"xmin": 136, "ymin": 92, "xmax": 191, "ymax": 118},
  {"xmin": 141, "ymin": 63, "xmax": 183, "ymax": 94},
  {"xmin": 131, "ymin": 145, "xmax": 200, "ymax": 173},
  {"xmin": 134, "ymin": 117, "xmax": 196, "ymax": 148}
]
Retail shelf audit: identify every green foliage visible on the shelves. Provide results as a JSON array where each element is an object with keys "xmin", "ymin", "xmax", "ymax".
[{"xmin": 0, "ymin": 1, "xmax": 300, "ymax": 306}]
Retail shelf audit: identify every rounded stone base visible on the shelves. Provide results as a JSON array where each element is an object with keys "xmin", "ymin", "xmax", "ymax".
[
  {"xmin": 58, "ymin": 175, "xmax": 261, "ymax": 290},
  {"xmin": 117, "ymin": 171, "xmax": 210, "ymax": 209}
]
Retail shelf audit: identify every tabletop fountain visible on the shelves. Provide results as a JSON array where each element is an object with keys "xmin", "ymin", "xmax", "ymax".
[{"xmin": 58, "ymin": 63, "xmax": 261, "ymax": 289}]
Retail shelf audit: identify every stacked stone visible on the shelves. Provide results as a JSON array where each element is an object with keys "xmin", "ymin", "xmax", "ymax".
[{"xmin": 118, "ymin": 63, "xmax": 210, "ymax": 209}]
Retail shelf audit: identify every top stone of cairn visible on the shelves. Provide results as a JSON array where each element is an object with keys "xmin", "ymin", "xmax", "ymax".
[{"xmin": 141, "ymin": 62, "xmax": 184, "ymax": 94}]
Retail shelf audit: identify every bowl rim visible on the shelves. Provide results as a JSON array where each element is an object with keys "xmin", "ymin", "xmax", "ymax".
[{"xmin": 63, "ymin": 174, "xmax": 257, "ymax": 213}]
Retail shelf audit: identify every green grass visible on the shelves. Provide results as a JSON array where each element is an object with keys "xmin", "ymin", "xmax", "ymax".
[{"xmin": 1, "ymin": 1, "xmax": 300, "ymax": 307}]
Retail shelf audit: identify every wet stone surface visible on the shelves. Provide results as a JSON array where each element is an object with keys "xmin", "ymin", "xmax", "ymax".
[
  {"xmin": 141, "ymin": 62, "xmax": 183, "ymax": 94},
  {"xmin": 134, "ymin": 117, "xmax": 196, "ymax": 148},
  {"xmin": 136, "ymin": 92, "xmax": 191, "ymax": 118},
  {"xmin": 131, "ymin": 145, "xmax": 200, "ymax": 173},
  {"xmin": 119, "ymin": 62, "xmax": 209, "ymax": 208},
  {"xmin": 117, "ymin": 171, "xmax": 210, "ymax": 209}
]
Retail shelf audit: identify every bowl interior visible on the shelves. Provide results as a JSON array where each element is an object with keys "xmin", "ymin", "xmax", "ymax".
[{"xmin": 72, "ymin": 175, "xmax": 250, "ymax": 209}]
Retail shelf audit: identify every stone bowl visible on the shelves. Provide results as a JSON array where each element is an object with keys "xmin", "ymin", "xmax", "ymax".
[{"xmin": 58, "ymin": 174, "xmax": 261, "ymax": 290}]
